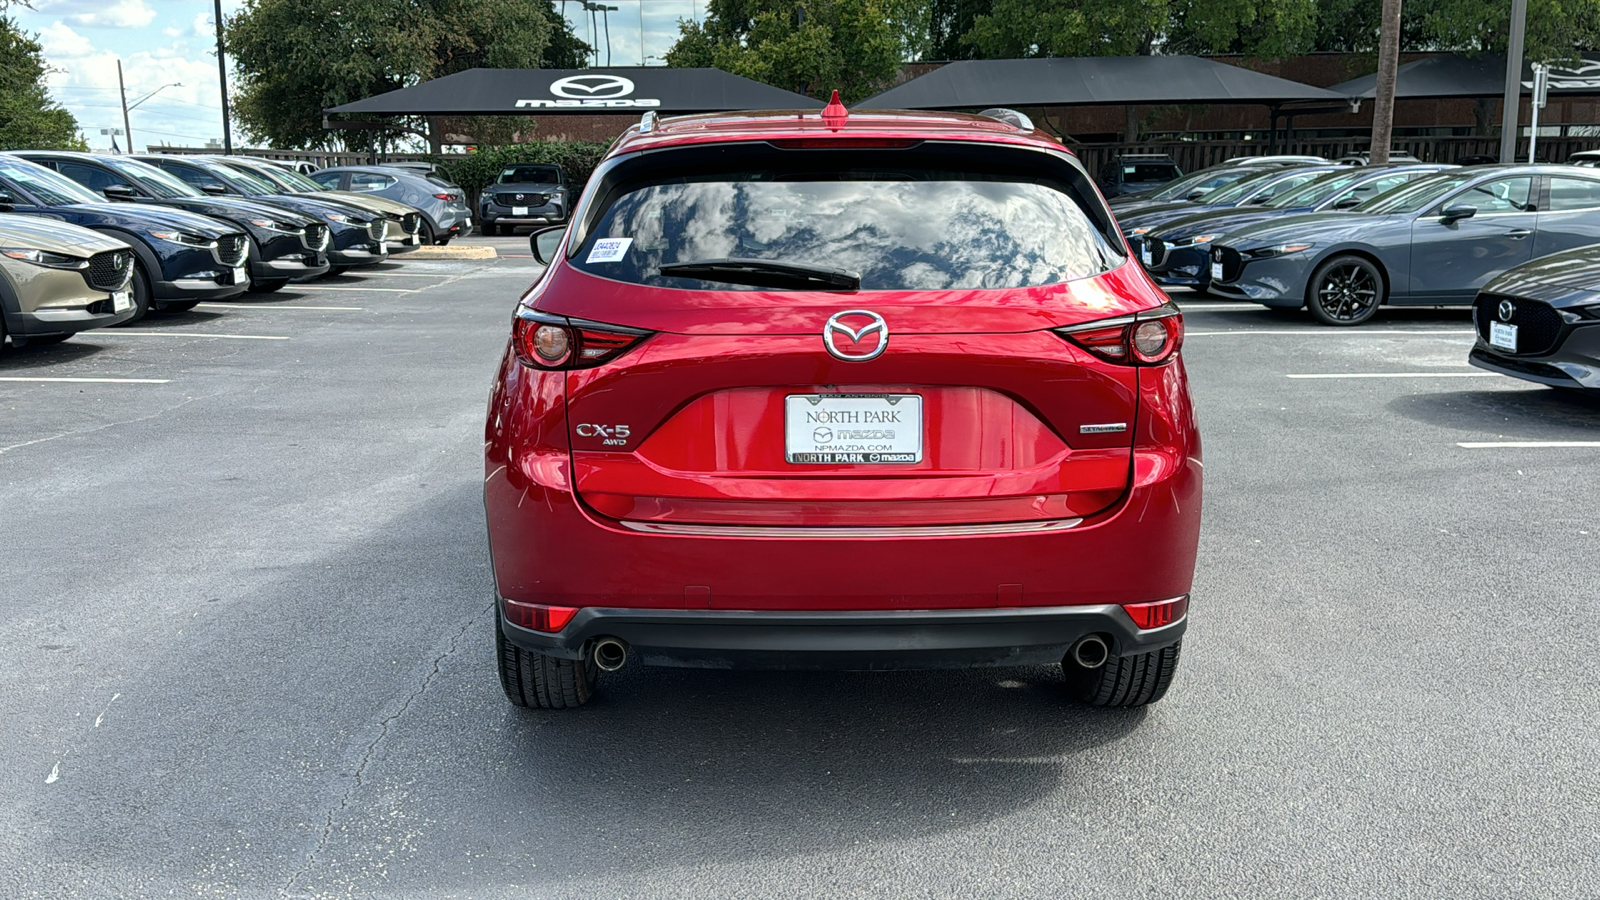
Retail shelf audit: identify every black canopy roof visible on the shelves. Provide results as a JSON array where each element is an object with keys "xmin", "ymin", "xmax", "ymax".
[
  {"xmin": 1327, "ymin": 53, "xmax": 1600, "ymax": 99},
  {"xmin": 860, "ymin": 56, "xmax": 1348, "ymax": 109},
  {"xmin": 325, "ymin": 67, "xmax": 823, "ymax": 117}
]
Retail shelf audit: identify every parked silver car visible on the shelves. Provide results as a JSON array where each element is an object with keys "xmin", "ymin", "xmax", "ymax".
[{"xmin": 309, "ymin": 165, "xmax": 472, "ymax": 245}]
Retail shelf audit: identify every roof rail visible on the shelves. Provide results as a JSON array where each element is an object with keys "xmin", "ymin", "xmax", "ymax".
[
  {"xmin": 978, "ymin": 108, "xmax": 1034, "ymax": 132},
  {"xmin": 639, "ymin": 111, "xmax": 659, "ymax": 134}
]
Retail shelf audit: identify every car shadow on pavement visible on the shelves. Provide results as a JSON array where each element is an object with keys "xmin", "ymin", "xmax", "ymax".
[
  {"xmin": 0, "ymin": 339, "xmax": 104, "ymax": 367},
  {"xmin": 494, "ymin": 663, "xmax": 1146, "ymax": 878},
  {"xmin": 1387, "ymin": 385, "xmax": 1600, "ymax": 437}
]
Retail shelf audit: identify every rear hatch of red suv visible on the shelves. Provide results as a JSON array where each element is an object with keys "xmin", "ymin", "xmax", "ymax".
[{"xmin": 524, "ymin": 137, "xmax": 1164, "ymax": 542}]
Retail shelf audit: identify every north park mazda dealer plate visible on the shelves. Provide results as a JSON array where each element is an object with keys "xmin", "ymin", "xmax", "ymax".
[{"xmin": 785, "ymin": 393, "xmax": 923, "ymax": 464}]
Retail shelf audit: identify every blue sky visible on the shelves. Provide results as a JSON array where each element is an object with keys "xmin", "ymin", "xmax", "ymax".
[{"xmin": 18, "ymin": 1, "xmax": 703, "ymax": 153}]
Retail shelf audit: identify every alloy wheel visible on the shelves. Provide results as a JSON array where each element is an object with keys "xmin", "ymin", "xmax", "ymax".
[{"xmin": 1313, "ymin": 262, "xmax": 1379, "ymax": 323}]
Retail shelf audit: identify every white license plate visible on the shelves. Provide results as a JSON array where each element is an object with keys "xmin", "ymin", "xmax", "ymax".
[
  {"xmin": 110, "ymin": 289, "xmax": 130, "ymax": 312},
  {"xmin": 785, "ymin": 394, "xmax": 922, "ymax": 464},
  {"xmin": 1210, "ymin": 261, "xmax": 1224, "ymax": 281},
  {"xmin": 376, "ymin": 243, "xmax": 388, "ymax": 255},
  {"xmin": 512, "ymin": 206, "xmax": 529, "ymax": 216},
  {"xmin": 463, "ymin": 217, "xmax": 472, "ymax": 228},
  {"xmin": 1139, "ymin": 246, "xmax": 1152, "ymax": 266},
  {"xmin": 1490, "ymin": 321, "xmax": 1518, "ymax": 351},
  {"xmin": 232, "ymin": 266, "xmax": 247, "ymax": 285}
]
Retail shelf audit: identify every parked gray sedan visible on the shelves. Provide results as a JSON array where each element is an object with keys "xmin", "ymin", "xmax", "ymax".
[
  {"xmin": 1208, "ymin": 165, "xmax": 1600, "ymax": 325},
  {"xmin": 309, "ymin": 166, "xmax": 472, "ymax": 245}
]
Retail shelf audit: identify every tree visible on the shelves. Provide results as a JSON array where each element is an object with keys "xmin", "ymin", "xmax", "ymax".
[
  {"xmin": 226, "ymin": 0, "xmax": 588, "ymax": 150},
  {"xmin": 664, "ymin": 0, "xmax": 905, "ymax": 103},
  {"xmin": 0, "ymin": 17, "xmax": 84, "ymax": 150},
  {"xmin": 960, "ymin": 0, "xmax": 1317, "ymax": 59},
  {"xmin": 1369, "ymin": 0, "xmax": 1402, "ymax": 163}
]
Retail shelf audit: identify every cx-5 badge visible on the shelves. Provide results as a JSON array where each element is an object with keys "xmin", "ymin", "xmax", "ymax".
[{"xmin": 824, "ymin": 310, "xmax": 888, "ymax": 361}]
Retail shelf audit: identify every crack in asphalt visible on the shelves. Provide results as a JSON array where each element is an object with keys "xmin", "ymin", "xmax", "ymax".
[
  {"xmin": 0, "ymin": 393, "xmax": 210, "ymax": 456},
  {"xmin": 279, "ymin": 606, "xmax": 485, "ymax": 899}
]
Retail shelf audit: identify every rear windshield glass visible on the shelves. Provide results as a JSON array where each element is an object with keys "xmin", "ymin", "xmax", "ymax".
[{"xmin": 571, "ymin": 171, "xmax": 1121, "ymax": 291}]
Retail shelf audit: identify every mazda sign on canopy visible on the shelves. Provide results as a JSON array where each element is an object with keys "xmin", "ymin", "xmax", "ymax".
[
  {"xmin": 520, "ymin": 74, "xmax": 659, "ymax": 109},
  {"xmin": 325, "ymin": 68, "xmax": 824, "ymax": 117}
]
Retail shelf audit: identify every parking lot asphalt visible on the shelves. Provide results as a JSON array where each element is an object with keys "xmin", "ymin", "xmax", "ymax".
[{"xmin": 2, "ymin": 263, "xmax": 1597, "ymax": 898}]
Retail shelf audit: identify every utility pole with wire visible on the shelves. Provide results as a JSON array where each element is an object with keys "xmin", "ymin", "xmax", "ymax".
[
  {"xmin": 117, "ymin": 60, "xmax": 133, "ymax": 154},
  {"xmin": 1369, "ymin": 0, "xmax": 1402, "ymax": 164},
  {"xmin": 215, "ymin": 0, "xmax": 233, "ymax": 153}
]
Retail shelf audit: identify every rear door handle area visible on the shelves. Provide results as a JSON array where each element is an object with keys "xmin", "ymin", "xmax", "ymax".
[{"xmin": 1506, "ymin": 229, "xmax": 1533, "ymax": 239}]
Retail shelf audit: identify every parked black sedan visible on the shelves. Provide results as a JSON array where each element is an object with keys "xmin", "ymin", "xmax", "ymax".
[
  {"xmin": 17, "ymin": 151, "xmax": 330, "ymax": 293},
  {"xmin": 135, "ymin": 155, "xmax": 394, "ymax": 274},
  {"xmin": 1209, "ymin": 165, "xmax": 1600, "ymax": 325},
  {"xmin": 1141, "ymin": 164, "xmax": 1450, "ymax": 290},
  {"xmin": 0, "ymin": 154, "xmax": 248, "ymax": 319},
  {"xmin": 1468, "ymin": 245, "xmax": 1600, "ymax": 393}
]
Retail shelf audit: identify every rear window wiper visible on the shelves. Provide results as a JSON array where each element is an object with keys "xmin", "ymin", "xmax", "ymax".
[{"xmin": 659, "ymin": 258, "xmax": 861, "ymax": 291}]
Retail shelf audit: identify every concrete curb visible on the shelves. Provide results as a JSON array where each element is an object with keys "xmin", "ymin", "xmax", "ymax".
[{"xmin": 405, "ymin": 246, "xmax": 498, "ymax": 260}]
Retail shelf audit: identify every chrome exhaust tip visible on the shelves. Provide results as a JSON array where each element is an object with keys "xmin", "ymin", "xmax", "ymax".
[
  {"xmin": 1071, "ymin": 635, "xmax": 1110, "ymax": 670},
  {"xmin": 593, "ymin": 637, "xmax": 628, "ymax": 672}
]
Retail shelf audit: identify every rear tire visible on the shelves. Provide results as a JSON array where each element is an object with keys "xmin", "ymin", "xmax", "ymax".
[
  {"xmin": 1307, "ymin": 255, "xmax": 1384, "ymax": 326},
  {"xmin": 1065, "ymin": 641, "xmax": 1181, "ymax": 708},
  {"xmin": 480, "ymin": 222, "xmax": 497, "ymax": 237},
  {"xmin": 496, "ymin": 616, "xmax": 596, "ymax": 709},
  {"xmin": 419, "ymin": 219, "xmax": 437, "ymax": 246}
]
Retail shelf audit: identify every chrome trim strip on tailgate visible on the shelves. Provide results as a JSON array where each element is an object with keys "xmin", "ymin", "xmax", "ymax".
[{"xmin": 617, "ymin": 518, "xmax": 1084, "ymax": 538}]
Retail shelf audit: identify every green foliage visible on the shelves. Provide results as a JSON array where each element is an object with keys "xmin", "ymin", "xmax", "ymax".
[
  {"xmin": 962, "ymin": 0, "xmax": 1317, "ymax": 58},
  {"xmin": 444, "ymin": 140, "xmax": 609, "ymax": 203},
  {"xmin": 227, "ymin": 0, "xmax": 588, "ymax": 150},
  {"xmin": 0, "ymin": 17, "xmax": 84, "ymax": 150},
  {"xmin": 664, "ymin": 0, "xmax": 905, "ymax": 103},
  {"xmin": 1414, "ymin": 0, "xmax": 1600, "ymax": 63}
]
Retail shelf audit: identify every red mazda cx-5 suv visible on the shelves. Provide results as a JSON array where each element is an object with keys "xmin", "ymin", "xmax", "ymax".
[{"xmin": 485, "ymin": 100, "xmax": 1201, "ymax": 710}]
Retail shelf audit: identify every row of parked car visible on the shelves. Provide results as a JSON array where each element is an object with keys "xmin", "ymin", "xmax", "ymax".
[
  {"xmin": 0, "ymin": 153, "xmax": 475, "ymax": 349},
  {"xmin": 1110, "ymin": 155, "xmax": 1600, "ymax": 393}
]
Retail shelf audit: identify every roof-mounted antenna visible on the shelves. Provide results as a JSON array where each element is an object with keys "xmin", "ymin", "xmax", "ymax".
[
  {"xmin": 978, "ymin": 108, "xmax": 1034, "ymax": 132},
  {"xmin": 821, "ymin": 89, "xmax": 848, "ymax": 131},
  {"xmin": 639, "ymin": 110, "xmax": 659, "ymax": 133}
]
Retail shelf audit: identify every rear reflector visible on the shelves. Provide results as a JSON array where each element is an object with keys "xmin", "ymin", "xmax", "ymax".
[
  {"xmin": 503, "ymin": 599, "xmax": 579, "ymax": 633},
  {"xmin": 1122, "ymin": 595, "xmax": 1189, "ymax": 630}
]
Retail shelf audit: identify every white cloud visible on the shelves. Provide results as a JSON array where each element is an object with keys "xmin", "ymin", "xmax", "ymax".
[
  {"xmin": 192, "ymin": 12, "xmax": 214, "ymax": 38},
  {"xmin": 34, "ymin": 0, "xmax": 158, "ymax": 29}
]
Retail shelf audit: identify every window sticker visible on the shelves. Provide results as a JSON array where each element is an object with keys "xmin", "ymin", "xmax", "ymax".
[{"xmin": 586, "ymin": 237, "xmax": 633, "ymax": 263}]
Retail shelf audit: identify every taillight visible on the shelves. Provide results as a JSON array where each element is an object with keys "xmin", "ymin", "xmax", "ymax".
[
  {"xmin": 1054, "ymin": 302, "xmax": 1183, "ymax": 365},
  {"xmin": 434, "ymin": 193, "xmax": 457, "ymax": 201},
  {"xmin": 512, "ymin": 308, "xmax": 651, "ymax": 369},
  {"xmin": 1122, "ymin": 595, "xmax": 1189, "ymax": 630},
  {"xmin": 502, "ymin": 599, "xmax": 579, "ymax": 632}
]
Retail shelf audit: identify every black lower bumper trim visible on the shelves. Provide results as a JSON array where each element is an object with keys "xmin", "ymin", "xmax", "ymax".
[{"xmin": 500, "ymin": 602, "xmax": 1187, "ymax": 670}]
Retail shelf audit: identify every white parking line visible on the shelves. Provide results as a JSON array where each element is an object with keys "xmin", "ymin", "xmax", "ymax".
[
  {"xmin": 1189, "ymin": 329, "xmax": 1473, "ymax": 337},
  {"xmin": 0, "ymin": 376, "xmax": 170, "ymax": 384},
  {"xmin": 1457, "ymin": 441, "xmax": 1600, "ymax": 449},
  {"xmin": 90, "ymin": 331, "xmax": 288, "ymax": 341},
  {"xmin": 1174, "ymin": 303, "xmax": 1264, "ymax": 311},
  {"xmin": 196, "ymin": 303, "xmax": 364, "ymax": 311},
  {"xmin": 293, "ymin": 286, "xmax": 416, "ymax": 293},
  {"xmin": 353, "ymin": 272, "xmax": 450, "ymax": 277},
  {"xmin": 1287, "ymin": 372, "xmax": 1499, "ymax": 379}
]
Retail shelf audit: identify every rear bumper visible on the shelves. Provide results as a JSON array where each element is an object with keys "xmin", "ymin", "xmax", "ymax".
[{"xmin": 500, "ymin": 602, "xmax": 1188, "ymax": 669}]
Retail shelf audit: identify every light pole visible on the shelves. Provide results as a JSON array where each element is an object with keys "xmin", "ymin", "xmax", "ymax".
[
  {"xmin": 581, "ymin": 2, "xmax": 618, "ymax": 66},
  {"xmin": 117, "ymin": 64, "xmax": 181, "ymax": 154}
]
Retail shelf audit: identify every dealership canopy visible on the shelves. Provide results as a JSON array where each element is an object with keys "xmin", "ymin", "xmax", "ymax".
[
  {"xmin": 324, "ymin": 68, "xmax": 824, "ymax": 117},
  {"xmin": 859, "ymin": 56, "xmax": 1349, "ymax": 109},
  {"xmin": 1327, "ymin": 53, "xmax": 1600, "ymax": 99}
]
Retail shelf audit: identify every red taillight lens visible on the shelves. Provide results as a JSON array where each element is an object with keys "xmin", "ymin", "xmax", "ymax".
[
  {"xmin": 1122, "ymin": 595, "xmax": 1189, "ymax": 630},
  {"xmin": 1055, "ymin": 303, "xmax": 1183, "ymax": 365},
  {"xmin": 512, "ymin": 309, "xmax": 651, "ymax": 370},
  {"xmin": 502, "ymin": 599, "xmax": 579, "ymax": 632},
  {"xmin": 434, "ymin": 193, "xmax": 458, "ymax": 201}
]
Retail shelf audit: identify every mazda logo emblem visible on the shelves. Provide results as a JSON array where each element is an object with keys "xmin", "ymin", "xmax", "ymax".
[
  {"xmin": 1497, "ymin": 299, "xmax": 1515, "ymax": 322},
  {"xmin": 549, "ymin": 74, "xmax": 636, "ymax": 99},
  {"xmin": 515, "ymin": 194, "xmax": 525, "ymax": 201},
  {"xmin": 824, "ymin": 310, "xmax": 888, "ymax": 361}
]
